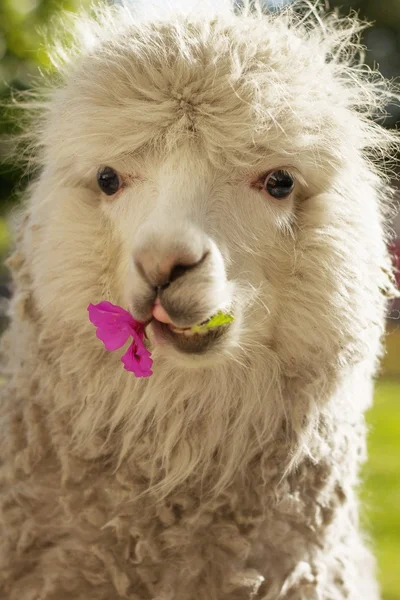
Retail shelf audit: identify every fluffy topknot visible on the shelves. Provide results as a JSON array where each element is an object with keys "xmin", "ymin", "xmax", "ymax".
[{"xmin": 7, "ymin": 0, "xmax": 400, "ymax": 186}]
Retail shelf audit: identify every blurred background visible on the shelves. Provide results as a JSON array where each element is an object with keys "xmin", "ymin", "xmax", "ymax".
[{"xmin": 0, "ymin": 1, "xmax": 399, "ymax": 598}]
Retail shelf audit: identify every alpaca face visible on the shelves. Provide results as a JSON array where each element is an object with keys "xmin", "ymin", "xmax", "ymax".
[{"xmin": 97, "ymin": 151, "xmax": 297, "ymax": 362}]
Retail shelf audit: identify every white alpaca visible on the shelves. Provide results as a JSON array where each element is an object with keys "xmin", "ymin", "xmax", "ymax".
[{"xmin": 0, "ymin": 1, "xmax": 398, "ymax": 599}]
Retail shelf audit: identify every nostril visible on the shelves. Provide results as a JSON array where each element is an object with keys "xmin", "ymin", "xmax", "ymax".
[
  {"xmin": 134, "ymin": 249, "xmax": 210, "ymax": 288},
  {"xmin": 169, "ymin": 251, "xmax": 210, "ymax": 284},
  {"xmin": 169, "ymin": 263, "xmax": 192, "ymax": 283}
]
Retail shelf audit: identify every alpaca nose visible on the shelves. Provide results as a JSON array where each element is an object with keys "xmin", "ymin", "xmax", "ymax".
[{"xmin": 134, "ymin": 248, "xmax": 207, "ymax": 290}]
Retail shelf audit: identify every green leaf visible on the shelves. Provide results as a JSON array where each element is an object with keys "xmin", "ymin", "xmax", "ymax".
[{"xmin": 191, "ymin": 311, "xmax": 234, "ymax": 332}]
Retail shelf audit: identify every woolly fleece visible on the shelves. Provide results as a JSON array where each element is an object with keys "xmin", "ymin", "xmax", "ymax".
[{"xmin": 0, "ymin": 2, "xmax": 398, "ymax": 599}]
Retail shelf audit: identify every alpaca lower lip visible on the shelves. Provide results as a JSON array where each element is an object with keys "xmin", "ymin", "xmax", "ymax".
[{"xmin": 151, "ymin": 320, "xmax": 227, "ymax": 354}]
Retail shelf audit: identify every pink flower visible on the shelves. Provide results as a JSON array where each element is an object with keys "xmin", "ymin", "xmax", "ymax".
[{"xmin": 87, "ymin": 301, "xmax": 153, "ymax": 378}]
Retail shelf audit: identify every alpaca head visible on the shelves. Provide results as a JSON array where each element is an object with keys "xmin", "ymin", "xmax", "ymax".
[{"xmin": 24, "ymin": 1, "xmax": 397, "ymax": 378}]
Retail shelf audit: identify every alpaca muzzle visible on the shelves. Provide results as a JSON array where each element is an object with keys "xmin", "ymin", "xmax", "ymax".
[{"xmin": 130, "ymin": 222, "xmax": 233, "ymax": 352}]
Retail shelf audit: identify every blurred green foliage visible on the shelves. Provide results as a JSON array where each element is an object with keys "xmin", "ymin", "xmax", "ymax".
[
  {"xmin": 362, "ymin": 377, "xmax": 400, "ymax": 600},
  {"xmin": 0, "ymin": 0, "xmax": 90, "ymax": 213},
  {"xmin": 0, "ymin": 0, "xmax": 87, "ymax": 81},
  {"xmin": 338, "ymin": 0, "xmax": 400, "ymax": 30}
]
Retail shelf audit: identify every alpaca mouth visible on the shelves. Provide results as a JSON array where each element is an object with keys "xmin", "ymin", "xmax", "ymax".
[{"xmin": 151, "ymin": 319, "xmax": 229, "ymax": 354}]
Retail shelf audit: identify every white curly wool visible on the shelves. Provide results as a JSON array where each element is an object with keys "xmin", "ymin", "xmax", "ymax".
[{"xmin": 0, "ymin": 2, "xmax": 398, "ymax": 599}]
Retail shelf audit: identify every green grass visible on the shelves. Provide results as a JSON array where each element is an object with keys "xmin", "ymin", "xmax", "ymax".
[
  {"xmin": 0, "ymin": 218, "xmax": 11, "ymax": 255},
  {"xmin": 362, "ymin": 378, "xmax": 400, "ymax": 600}
]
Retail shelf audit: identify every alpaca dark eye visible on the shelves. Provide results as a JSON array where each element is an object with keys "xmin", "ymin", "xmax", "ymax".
[
  {"xmin": 264, "ymin": 170, "xmax": 294, "ymax": 199},
  {"xmin": 97, "ymin": 166, "xmax": 122, "ymax": 196}
]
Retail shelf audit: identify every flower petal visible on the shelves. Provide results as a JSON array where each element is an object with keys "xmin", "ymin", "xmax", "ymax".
[
  {"xmin": 95, "ymin": 324, "xmax": 131, "ymax": 351},
  {"xmin": 88, "ymin": 303, "xmax": 135, "ymax": 351},
  {"xmin": 88, "ymin": 302, "xmax": 135, "ymax": 328},
  {"xmin": 121, "ymin": 337, "xmax": 153, "ymax": 378},
  {"xmin": 88, "ymin": 302, "xmax": 152, "ymax": 377}
]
